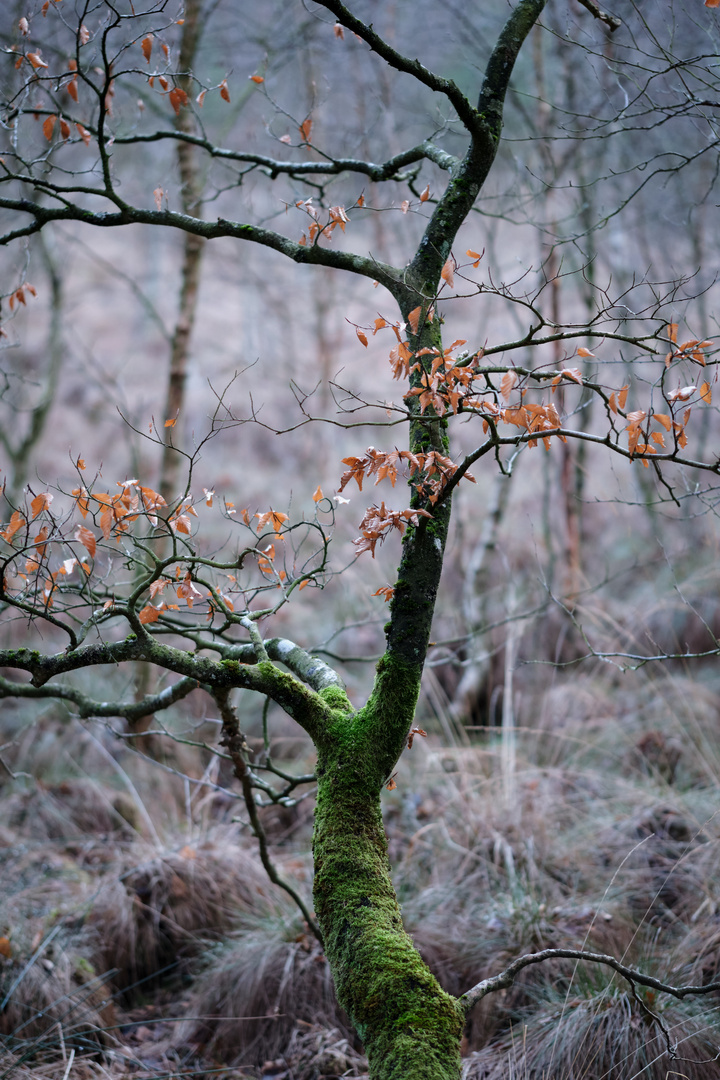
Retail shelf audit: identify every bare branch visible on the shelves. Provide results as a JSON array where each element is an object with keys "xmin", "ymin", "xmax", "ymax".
[{"xmin": 459, "ymin": 947, "xmax": 720, "ymax": 1014}]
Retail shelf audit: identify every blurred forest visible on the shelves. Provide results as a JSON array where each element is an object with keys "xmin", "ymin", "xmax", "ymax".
[{"xmin": 1, "ymin": 1, "xmax": 720, "ymax": 1077}]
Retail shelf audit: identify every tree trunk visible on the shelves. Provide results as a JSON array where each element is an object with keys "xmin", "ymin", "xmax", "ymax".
[{"xmin": 312, "ymin": 679, "xmax": 465, "ymax": 1080}]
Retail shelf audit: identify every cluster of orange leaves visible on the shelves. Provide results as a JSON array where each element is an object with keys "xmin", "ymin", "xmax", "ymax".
[
  {"xmin": 0, "ymin": 463, "xmax": 300, "ymax": 616},
  {"xmin": 339, "ymin": 446, "xmax": 474, "ymax": 507},
  {"xmin": 0, "ymin": 491, "xmax": 92, "ymax": 606},
  {"xmin": 8, "ymin": 283, "xmax": 36, "ymax": 310},
  {"xmin": 296, "ymin": 197, "xmax": 362, "ymax": 247},
  {"xmin": 353, "ymin": 503, "xmax": 432, "ymax": 558}
]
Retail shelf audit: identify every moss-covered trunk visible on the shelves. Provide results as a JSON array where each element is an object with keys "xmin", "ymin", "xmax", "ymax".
[
  {"xmin": 313, "ymin": 695, "xmax": 465, "ymax": 1080},
  {"xmin": 312, "ymin": 298, "xmax": 462, "ymax": 1076}
]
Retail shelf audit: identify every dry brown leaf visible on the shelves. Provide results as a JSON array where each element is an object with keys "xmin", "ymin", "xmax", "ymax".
[
  {"xmin": 441, "ymin": 255, "xmax": 455, "ymax": 288},
  {"xmin": 27, "ymin": 52, "xmax": 48, "ymax": 69},
  {"xmin": 500, "ymin": 370, "xmax": 518, "ymax": 402},
  {"xmin": 407, "ymin": 306, "xmax": 422, "ymax": 335}
]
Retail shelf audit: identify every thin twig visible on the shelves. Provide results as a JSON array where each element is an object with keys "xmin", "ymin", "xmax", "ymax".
[{"xmin": 459, "ymin": 947, "xmax": 720, "ymax": 1014}]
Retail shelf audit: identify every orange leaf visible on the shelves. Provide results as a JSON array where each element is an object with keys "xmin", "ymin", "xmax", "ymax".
[
  {"xmin": 699, "ymin": 381, "xmax": 712, "ymax": 404},
  {"xmin": 618, "ymin": 385, "xmax": 629, "ymax": 410},
  {"xmin": 653, "ymin": 413, "xmax": 672, "ymax": 431},
  {"xmin": 249, "ymin": 74, "xmax": 264, "ymax": 84},
  {"xmin": 30, "ymin": 492, "xmax": 52, "ymax": 519},
  {"xmin": 219, "ymin": 78, "xmax": 230, "ymax": 103},
  {"xmin": 419, "ymin": 184, "xmax": 430, "ymax": 202},
  {"xmin": 667, "ymin": 322, "xmax": 678, "ymax": 344},
  {"xmin": 18, "ymin": 17, "xmax": 29, "ymax": 35},
  {"xmin": 400, "ymin": 199, "xmax": 410, "ymax": 214},
  {"xmin": 407, "ymin": 306, "xmax": 422, "ymax": 335},
  {"xmin": 608, "ymin": 392, "xmax": 617, "ymax": 415},
  {"xmin": 59, "ymin": 118, "xmax": 70, "ymax": 140},
  {"xmin": 168, "ymin": 87, "xmax": 188, "ymax": 114},
  {"xmin": 466, "ymin": 249, "xmax": 483, "ymax": 268},
  {"xmin": 42, "ymin": 114, "xmax": 56, "ymax": 140},
  {"xmin": 196, "ymin": 89, "xmax": 207, "ymax": 107},
  {"xmin": 333, "ymin": 22, "xmax": 345, "ymax": 37},
  {"xmin": 500, "ymin": 370, "xmax": 518, "ymax": 402},
  {"xmin": 78, "ymin": 24, "xmax": 89, "ymax": 45},
  {"xmin": 299, "ymin": 117, "xmax": 313, "ymax": 142},
  {"xmin": 141, "ymin": 35, "xmax": 153, "ymax": 62},
  {"xmin": 75, "ymin": 524, "xmax": 96, "ymax": 558},
  {"xmin": 1, "ymin": 511, "xmax": 26, "ymax": 543},
  {"xmin": 385, "ymin": 775, "xmax": 397, "ymax": 791},
  {"xmin": 372, "ymin": 585, "xmax": 394, "ymax": 602},
  {"xmin": 576, "ymin": 346, "xmax": 595, "ymax": 358},
  {"xmin": 706, "ymin": 0, "xmax": 720, "ymax": 7},
  {"xmin": 138, "ymin": 604, "xmax": 161, "ymax": 624},
  {"xmin": 76, "ymin": 123, "xmax": 91, "ymax": 146},
  {"xmin": 441, "ymin": 255, "xmax": 455, "ymax": 288},
  {"xmin": 356, "ymin": 328, "xmax": 368, "ymax": 347},
  {"xmin": 154, "ymin": 187, "xmax": 164, "ymax": 210},
  {"xmin": 27, "ymin": 52, "xmax": 49, "ymax": 69},
  {"xmin": 255, "ymin": 510, "xmax": 288, "ymax": 536},
  {"xmin": 312, "ymin": 486, "xmax": 323, "ymax": 503},
  {"xmin": 0, "ymin": 937, "xmax": 11, "ymax": 959}
]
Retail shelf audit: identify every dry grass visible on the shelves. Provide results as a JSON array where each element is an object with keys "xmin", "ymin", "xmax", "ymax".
[
  {"xmin": 0, "ymin": 934, "xmax": 115, "ymax": 1056},
  {"xmin": 463, "ymin": 983, "xmax": 720, "ymax": 1079},
  {"xmin": 86, "ymin": 831, "xmax": 277, "ymax": 995},
  {"xmin": 4, "ymin": 614, "xmax": 720, "ymax": 1075},
  {"xmin": 179, "ymin": 905, "xmax": 351, "ymax": 1067}
]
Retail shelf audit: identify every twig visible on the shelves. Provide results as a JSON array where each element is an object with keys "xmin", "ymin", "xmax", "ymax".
[
  {"xmin": 459, "ymin": 947, "xmax": 720, "ymax": 1014},
  {"xmin": 575, "ymin": 0, "xmax": 622, "ymax": 32},
  {"xmin": 213, "ymin": 687, "xmax": 322, "ymax": 944}
]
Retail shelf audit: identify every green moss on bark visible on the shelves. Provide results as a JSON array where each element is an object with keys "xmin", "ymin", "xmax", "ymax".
[{"xmin": 313, "ymin": 745, "xmax": 463, "ymax": 1080}]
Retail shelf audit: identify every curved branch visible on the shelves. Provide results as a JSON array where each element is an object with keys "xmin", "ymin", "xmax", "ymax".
[
  {"xmin": 312, "ymin": 0, "xmax": 482, "ymax": 134},
  {"xmin": 0, "ymin": 197, "xmax": 401, "ymax": 292},
  {"xmin": 477, "ymin": 0, "xmax": 548, "ymax": 136},
  {"xmin": 214, "ymin": 687, "xmax": 322, "ymax": 943},
  {"xmin": 407, "ymin": 0, "xmax": 546, "ymax": 292},
  {"xmin": 0, "ymin": 673, "xmax": 198, "ymax": 719},
  {"xmin": 264, "ymin": 638, "xmax": 346, "ymax": 693},
  {"xmin": 106, "ymin": 131, "xmax": 451, "ymax": 179},
  {"xmin": 459, "ymin": 947, "xmax": 720, "ymax": 1014}
]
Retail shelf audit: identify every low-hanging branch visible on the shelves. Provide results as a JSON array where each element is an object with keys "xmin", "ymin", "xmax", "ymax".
[{"xmin": 459, "ymin": 946, "xmax": 720, "ymax": 1013}]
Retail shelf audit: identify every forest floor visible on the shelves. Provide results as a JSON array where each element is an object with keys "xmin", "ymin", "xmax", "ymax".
[{"xmin": 2, "ymin": 644, "xmax": 720, "ymax": 1080}]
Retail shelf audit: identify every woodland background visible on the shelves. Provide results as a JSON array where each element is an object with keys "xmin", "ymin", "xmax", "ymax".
[{"xmin": 1, "ymin": 1, "xmax": 720, "ymax": 1077}]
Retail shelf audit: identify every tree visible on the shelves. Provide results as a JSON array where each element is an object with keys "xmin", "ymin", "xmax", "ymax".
[{"xmin": 1, "ymin": 2, "xmax": 720, "ymax": 1077}]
